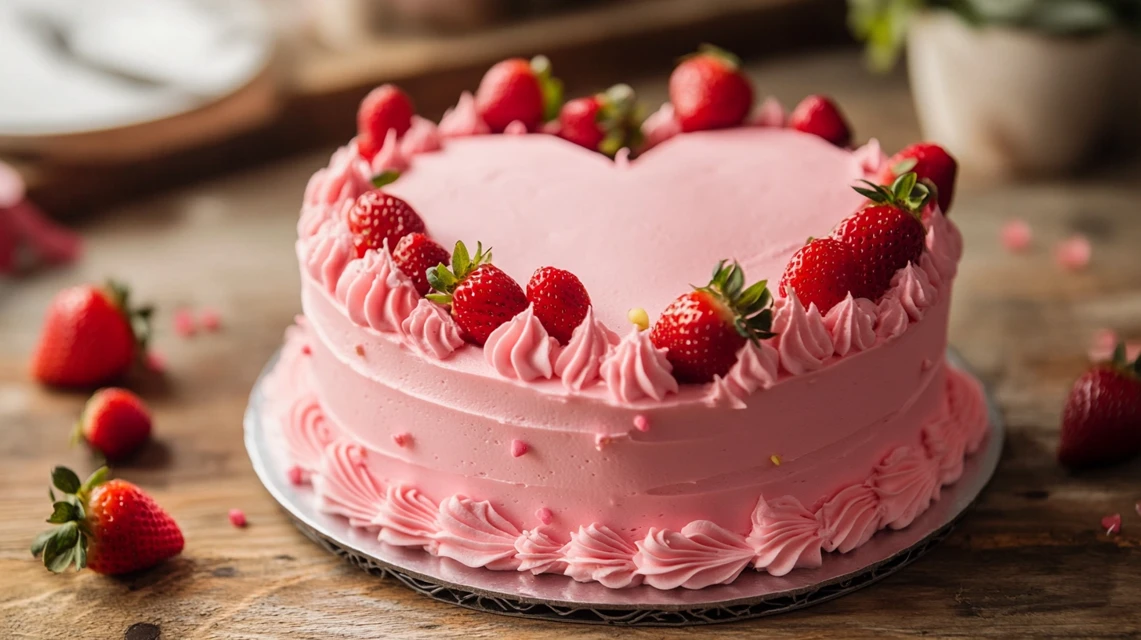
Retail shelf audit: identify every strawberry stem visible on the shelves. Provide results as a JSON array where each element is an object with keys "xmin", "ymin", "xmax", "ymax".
[
  {"xmin": 698, "ymin": 260, "xmax": 775, "ymax": 342},
  {"xmin": 426, "ymin": 240, "xmax": 492, "ymax": 306},
  {"xmin": 853, "ymin": 171, "xmax": 932, "ymax": 216},
  {"xmin": 33, "ymin": 466, "xmax": 108, "ymax": 573}
]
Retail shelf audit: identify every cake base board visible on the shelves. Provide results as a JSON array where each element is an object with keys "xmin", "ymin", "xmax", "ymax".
[{"xmin": 244, "ymin": 348, "xmax": 1004, "ymax": 626}]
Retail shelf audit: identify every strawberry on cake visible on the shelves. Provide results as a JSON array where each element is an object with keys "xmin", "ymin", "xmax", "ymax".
[{"xmin": 263, "ymin": 46, "xmax": 989, "ymax": 591}]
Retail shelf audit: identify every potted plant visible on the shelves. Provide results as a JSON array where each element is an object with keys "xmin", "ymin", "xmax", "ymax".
[{"xmin": 849, "ymin": 0, "xmax": 1141, "ymax": 177}]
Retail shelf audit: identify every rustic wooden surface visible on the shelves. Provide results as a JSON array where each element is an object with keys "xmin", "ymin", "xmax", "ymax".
[{"xmin": 2, "ymin": 51, "xmax": 1141, "ymax": 639}]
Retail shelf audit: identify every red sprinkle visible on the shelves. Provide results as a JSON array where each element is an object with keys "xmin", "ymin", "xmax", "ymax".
[
  {"xmin": 199, "ymin": 307, "xmax": 222, "ymax": 331},
  {"xmin": 633, "ymin": 415, "xmax": 650, "ymax": 432},
  {"xmin": 536, "ymin": 507, "xmax": 553, "ymax": 525},
  {"xmin": 510, "ymin": 439, "xmax": 528, "ymax": 457},
  {"xmin": 393, "ymin": 432, "xmax": 411, "ymax": 448},
  {"xmin": 1055, "ymin": 235, "xmax": 1091, "ymax": 271},
  {"xmin": 229, "ymin": 508, "xmax": 248, "ymax": 528},
  {"xmin": 287, "ymin": 465, "xmax": 305, "ymax": 486},
  {"xmin": 173, "ymin": 308, "xmax": 197, "ymax": 338},
  {"xmin": 1102, "ymin": 513, "xmax": 1122, "ymax": 535},
  {"xmin": 301, "ymin": 344, "xmax": 312, "ymax": 356}
]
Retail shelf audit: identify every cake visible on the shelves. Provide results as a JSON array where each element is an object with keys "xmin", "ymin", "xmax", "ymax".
[{"xmin": 263, "ymin": 51, "xmax": 990, "ymax": 591}]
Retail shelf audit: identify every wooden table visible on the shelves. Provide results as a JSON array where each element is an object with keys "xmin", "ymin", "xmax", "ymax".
[{"xmin": 2, "ymin": 51, "xmax": 1140, "ymax": 639}]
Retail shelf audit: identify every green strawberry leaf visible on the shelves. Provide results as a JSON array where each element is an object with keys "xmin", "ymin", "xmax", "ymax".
[
  {"xmin": 452, "ymin": 241, "xmax": 471, "ymax": 279},
  {"xmin": 371, "ymin": 170, "xmax": 400, "ymax": 189},
  {"xmin": 30, "ymin": 529, "xmax": 55, "ymax": 557},
  {"xmin": 42, "ymin": 522, "xmax": 80, "ymax": 573},
  {"xmin": 51, "ymin": 467, "xmax": 81, "ymax": 495},
  {"xmin": 80, "ymin": 467, "xmax": 109, "ymax": 494},
  {"xmin": 47, "ymin": 501, "xmax": 79, "ymax": 524}
]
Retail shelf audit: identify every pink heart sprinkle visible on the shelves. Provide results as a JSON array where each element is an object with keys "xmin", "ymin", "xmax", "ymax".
[
  {"xmin": 173, "ymin": 309, "xmax": 197, "ymax": 338},
  {"xmin": 199, "ymin": 307, "xmax": 222, "ymax": 332},
  {"xmin": 287, "ymin": 466, "xmax": 306, "ymax": 486},
  {"xmin": 633, "ymin": 414, "xmax": 650, "ymax": 432},
  {"xmin": 1000, "ymin": 219, "xmax": 1032, "ymax": 253},
  {"xmin": 510, "ymin": 439, "xmax": 528, "ymax": 457},
  {"xmin": 228, "ymin": 508, "xmax": 248, "ymax": 528},
  {"xmin": 536, "ymin": 507, "xmax": 553, "ymax": 525},
  {"xmin": 1102, "ymin": 513, "xmax": 1121, "ymax": 535},
  {"xmin": 1055, "ymin": 235, "xmax": 1091, "ymax": 271},
  {"xmin": 393, "ymin": 432, "xmax": 411, "ymax": 448}
]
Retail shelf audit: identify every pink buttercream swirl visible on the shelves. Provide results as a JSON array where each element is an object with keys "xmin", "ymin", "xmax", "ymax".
[
  {"xmin": 824, "ymin": 293, "xmax": 877, "ymax": 357},
  {"xmin": 640, "ymin": 103, "xmax": 681, "ymax": 151},
  {"xmin": 400, "ymin": 116, "xmax": 443, "ymax": 157},
  {"xmin": 772, "ymin": 292, "xmax": 833, "ymax": 376},
  {"xmin": 747, "ymin": 496, "xmax": 825, "ymax": 576},
  {"xmin": 818, "ymin": 482, "xmax": 882, "ymax": 553},
  {"xmin": 889, "ymin": 263, "xmax": 936, "ymax": 322},
  {"xmin": 335, "ymin": 246, "xmax": 420, "ymax": 334},
  {"xmin": 503, "ymin": 120, "xmax": 529, "ymax": 135},
  {"xmin": 265, "ymin": 317, "xmax": 312, "ymax": 422},
  {"xmin": 374, "ymin": 485, "xmax": 439, "ymax": 552},
  {"xmin": 922, "ymin": 388, "xmax": 966, "ymax": 485},
  {"xmin": 401, "ymin": 298, "xmax": 465, "ymax": 359},
  {"xmin": 750, "ymin": 97, "xmax": 786, "ymax": 127},
  {"xmin": 705, "ymin": 375, "xmax": 748, "ymax": 409},
  {"xmin": 297, "ymin": 199, "xmax": 348, "ymax": 239},
  {"xmin": 562, "ymin": 524, "xmax": 643, "ymax": 589},
  {"xmin": 483, "ymin": 305, "xmax": 559, "ymax": 381},
  {"xmin": 726, "ymin": 340, "xmax": 780, "ymax": 397},
  {"xmin": 514, "ymin": 526, "xmax": 568, "ymax": 575},
  {"xmin": 918, "ymin": 252, "xmax": 944, "ymax": 290},
  {"xmin": 946, "ymin": 366, "xmax": 989, "ymax": 453},
  {"xmin": 367, "ymin": 129, "xmax": 409, "ymax": 175},
  {"xmin": 874, "ymin": 294, "xmax": 910, "ymax": 342},
  {"xmin": 303, "ymin": 223, "xmax": 354, "ymax": 294},
  {"xmin": 633, "ymin": 521, "xmax": 755, "ymax": 590},
  {"xmin": 554, "ymin": 306, "xmax": 619, "ymax": 391},
  {"xmin": 303, "ymin": 145, "xmax": 373, "ymax": 207},
  {"xmin": 926, "ymin": 210, "xmax": 962, "ymax": 281},
  {"xmin": 434, "ymin": 496, "xmax": 522, "ymax": 571},
  {"xmin": 852, "ymin": 138, "xmax": 890, "ymax": 177},
  {"xmin": 599, "ymin": 328, "xmax": 679, "ymax": 403},
  {"xmin": 284, "ymin": 394, "xmax": 335, "ymax": 482},
  {"xmin": 315, "ymin": 440, "xmax": 385, "ymax": 529},
  {"xmin": 872, "ymin": 446, "xmax": 941, "ymax": 530},
  {"xmin": 438, "ymin": 92, "xmax": 491, "ymax": 137}
]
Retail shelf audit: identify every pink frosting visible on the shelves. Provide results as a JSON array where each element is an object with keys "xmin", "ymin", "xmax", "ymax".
[
  {"xmin": 818, "ymin": 483, "xmax": 882, "ymax": 553},
  {"xmin": 926, "ymin": 211, "xmax": 962, "ymax": 281},
  {"xmin": 705, "ymin": 375, "xmax": 748, "ymax": 409},
  {"xmin": 503, "ymin": 120, "xmax": 529, "ymax": 135},
  {"xmin": 483, "ymin": 305, "xmax": 559, "ymax": 382},
  {"xmin": 873, "ymin": 446, "xmax": 941, "ymax": 530},
  {"xmin": 890, "ymin": 263, "xmax": 937, "ymax": 322},
  {"xmin": 554, "ymin": 306, "xmax": 619, "ymax": 391},
  {"xmin": 368, "ymin": 129, "xmax": 409, "ymax": 175},
  {"xmin": 725, "ymin": 340, "xmax": 780, "ymax": 397},
  {"xmin": 438, "ymin": 92, "xmax": 490, "ymax": 137},
  {"xmin": 640, "ymin": 103, "xmax": 681, "ymax": 151},
  {"xmin": 922, "ymin": 398, "xmax": 966, "ymax": 486},
  {"xmin": 315, "ymin": 440, "xmax": 385, "ymax": 529},
  {"xmin": 633, "ymin": 521, "xmax": 754, "ymax": 590},
  {"xmin": 514, "ymin": 526, "xmax": 568, "ymax": 575},
  {"xmin": 374, "ymin": 485, "xmax": 440, "ymax": 551},
  {"xmin": 401, "ymin": 299, "xmax": 464, "ymax": 359},
  {"xmin": 335, "ymin": 247, "xmax": 420, "ymax": 334},
  {"xmin": 303, "ymin": 224, "xmax": 354, "ymax": 294},
  {"xmin": 284, "ymin": 394, "xmax": 335, "ymax": 481},
  {"xmin": 918, "ymin": 252, "xmax": 944, "ymax": 290},
  {"xmin": 434, "ymin": 496, "xmax": 522, "ymax": 571},
  {"xmin": 598, "ymin": 328, "xmax": 679, "ymax": 403},
  {"xmin": 562, "ymin": 524, "xmax": 643, "ymax": 589},
  {"xmin": 747, "ymin": 496, "xmax": 824, "ymax": 576},
  {"xmin": 947, "ymin": 367, "xmax": 989, "ymax": 453},
  {"xmin": 853, "ymin": 138, "xmax": 889, "ymax": 177},
  {"xmin": 298, "ymin": 200, "xmax": 344, "ymax": 239},
  {"xmin": 875, "ymin": 294, "xmax": 910, "ymax": 341},
  {"xmin": 303, "ymin": 145, "xmax": 373, "ymax": 207},
  {"xmin": 772, "ymin": 293, "xmax": 833, "ymax": 376},
  {"xmin": 751, "ymin": 97, "xmax": 786, "ymax": 127},
  {"xmin": 824, "ymin": 294, "xmax": 877, "ymax": 357},
  {"xmin": 400, "ymin": 116, "xmax": 443, "ymax": 157}
]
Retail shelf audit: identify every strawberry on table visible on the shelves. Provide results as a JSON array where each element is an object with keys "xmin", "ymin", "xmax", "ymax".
[
  {"xmin": 650, "ymin": 260, "xmax": 775, "ymax": 383},
  {"xmin": 557, "ymin": 84, "xmax": 644, "ymax": 157},
  {"xmin": 668, "ymin": 45, "xmax": 754, "ymax": 132},
  {"xmin": 347, "ymin": 189, "xmax": 426, "ymax": 258},
  {"xmin": 882, "ymin": 142, "xmax": 959, "ymax": 215},
  {"xmin": 73, "ymin": 388, "xmax": 152, "ymax": 462},
  {"xmin": 831, "ymin": 172, "xmax": 932, "ymax": 301},
  {"xmin": 788, "ymin": 95, "xmax": 852, "ymax": 147},
  {"xmin": 393, "ymin": 232, "xmax": 451, "ymax": 296},
  {"xmin": 1058, "ymin": 344, "xmax": 1141, "ymax": 469},
  {"xmin": 526, "ymin": 267, "xmax": 591, "ymax": 345},
  {"xmin": 475, "ymin": 56, "xmax": 563, "ymax": 133},
  {"xmin": 31, "ymin": 280, "xmax": 152, "ymax": 388},
  {"xmin": 427, "ymin": 241, "xmax": 528, "ymax": 345},
  {"xmin": 31, "ymin": 466, "xmax": 183, "ymax": 575},
  {"xmin": 357, "ymin": 84, "xmax": 415, "ymax": 161},
  {"xmin": 780, "ymin": 237, "xmax": 867, "ymax": 313}
]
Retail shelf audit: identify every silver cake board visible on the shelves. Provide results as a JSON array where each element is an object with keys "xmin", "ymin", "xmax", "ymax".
[{"xmin": 244, "ymin": 349, "xmax": 1004, "ymax": 626}]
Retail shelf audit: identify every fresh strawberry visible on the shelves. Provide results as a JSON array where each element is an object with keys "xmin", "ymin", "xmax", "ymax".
[
  {"xmin": 32, "ymin": 466, "xmax": 183, "ymax": 575},
  {"xmin": 788, "ymin": 95, "xmax": 852, "ymax": 147},
  {"xmin": 650, "ymin": 261, "xmax": 775, "ymax": 383},
  {"xmin": 393, "ymin": 232, "xmax": 451, "ymax": 296},
  {"xmin": 357, "ymin": 84, "xmax": 415, "ymax": 161},
  {"xmin": 1058, "ymin": 345, "xmax": 1141, "ymax": 468},
  {"xmin": 668, "ymin": 45, "xmax": 753, "ymax": 132},
  {"xmin": 831, "ymin": 172, "xmax": 932, "ymax": 301},
  {"xmin": 475, "ymin": 56, "xmax": 562, "ymax": 133},
  {"xmin": 31, "ymin": 281, "xmax": 152, "ymax": 388},
  {"xmin": 73, "ymin": 388, "xmax": 152, "ymax": 461},
  {"xmin": 779, "ymin": 237, "xmax": 866, "ymax": 313},
  {"xmin": 526, "ymin": 267, "xmax": 591, "ymax": 345},
  {"xmin": 557, "ymin": 84, "xmax": 644, "ymax": 157},
  {"xmin": 346, "ymin": 189, "xmax": 426, "ymax": 258},
  {"xmin": 427, "ymin": 241, "xmax": 527, "ymax": 345},
  {"xmin": 881, "ymin": 142, "xmax": 959, "ymax": 215}
]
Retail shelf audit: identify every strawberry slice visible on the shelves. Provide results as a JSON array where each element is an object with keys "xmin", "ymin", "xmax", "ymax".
[
  {"xmin": 526, "ymin": 267, "xmax": 591, "ymax": 345},
  {"xmin": 346, "ymin": 189, "xmax": 426, "ymax": 258},
  {"xmin": 881, "ymin": 142, "xmax": 959, "ymax": 215},
  {"xmin": 788, "ymin": 95, "xmax": 852, "ymax": 147},
  {"xmin": 426, "ymin": 241, "xmax": 528, "ymax": 345},
  {"xmin": 1058, "ymin": 345, "xmax": 1141, "ymax": 469},
  {"xmin": 557, "ymin": 84, "xmax": 644, "ymax": 157},
  {"xmin": 668, "ymin": 45, "xmax": 754, "ymax": 132},
  {"xmin": 393, "ymin": 233, "xmax": 451, "ymax": 296},
  {"xmin": 779, "ymin": 237, "xmax": 866, "ymax": 313},
  {"xmin": 475, "ymin": 56, "xmax": 563, "ymax": 133},
  {"xmin": 73, "ymin": 388, "xmax": 152, "ymax": 462}
]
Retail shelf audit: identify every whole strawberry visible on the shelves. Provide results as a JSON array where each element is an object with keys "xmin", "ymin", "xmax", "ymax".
[
  {"xmin": 831, "ymin": 172, "xmax": 932, "ymax": 301},
  {"xmin": 557, "ymin": 84, "xmax": 644, "ymax": 157},
  {"xmin": 526, "ymin": 267, "xmax": 591, "ymax": 345},
  {"xmin": 347, "ymin": 189, "xmax": 426, "ymax": 258},
  {"xmin": 73, "ymin": 388, "xmax": 152, "ymax": 461},
  {"xmin": 780, "ymin": 237, "xmax": 866, "ymax": 313},
  {"xmin": 32, "ymin": 466, "xmax": 183, "ymax": 575},
  {"xmin": 31, "ymin": 281, "xmax": 152, "ymax": 388},
  {"xmin": 475, "ymin": 56, "xmax": 562, "ymax": 133},
  {"xmin": 650, "ymin": 260, "xmax": 775, "ymax": 383},
  {"xmin": 1058, "ymin": 345, "xmax": 1141, "ymax": 469},
  {"xmin": 881, "ymin": 142, "xmax": 959, "ymax": 215},
  {"xmin": 669, "ymin": 45, "xmax": 753, "ymax": 132},
  {"xmin": 427, "ymin": 241, "xmax": 527, "ymax": 345},
  {"xmin": 357, "ymin": 84, "xmax": 415, "ymax": 161},
  {"xmin": 788, "ymin": 95, "xmax": 852, "ymax": 147},
  {"xmin": 393, "ymin": 233, "xmax": 451, "ymax": 296}
]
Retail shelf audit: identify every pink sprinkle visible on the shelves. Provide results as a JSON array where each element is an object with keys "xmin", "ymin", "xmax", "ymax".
[
  {"xmin": 199, "ymin": 307, "xmax": 222, "ymax": 332},
  {"xmin": 173, "ymin": 308, "xmax": 197, "ymax": 338},
  {"xmin": 536, "ymin": 507, "xmax": 553, "ymax": 525},
  {"xmin": 1055, "ymin": 235, "xmax": 1091, "ymax": 271},
  {"xmin": 999, "ymin": 219, "xmax": 1032, "ymax": 253},
  {"xmin": 594, "ymin": 434, "xmax": 611, "ymax": 451},
  {"xmin": 228, "ymin": 508, "xmax": 248, "ymax": 528},
  {"xmin": 393, "ymin": 432, "xmax": 411, "ymax": 448},
  {"xmin": 145, "ymin": 350, "xmax": 167, "ymax": 374},
  {"xmin": 633, "ymin": 415, "xmax": 650, "ymax": 432},
  {"xmin": 510, "ymin": 439, "xmax": 528, "ymax": 457},
  {"xmin": 287, "ymin": 466, "xmax": 305, "ymax": 486},
  {"xmin": 1102, "ymin": 513, "xmax": 1122, "ymax": 535}
]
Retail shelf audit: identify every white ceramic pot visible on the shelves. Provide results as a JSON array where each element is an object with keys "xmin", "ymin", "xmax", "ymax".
[{"xmin": 906, "ymin": 10, "xmax": 1132, "ymax": 178}]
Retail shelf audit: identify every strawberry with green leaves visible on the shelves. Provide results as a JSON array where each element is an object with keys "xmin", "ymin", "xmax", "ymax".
[
  {"xmin": 427, "ymin": 241, "xmax": 528, "ymax": 345},
  {"xmin": 881, "ymin": 142, "xmax": 959, "ymax": 215},
  {"xmin": 475, "ymin": 56, "xmax": 563, "ymax": 133},
  {"xmin": 1058, "ymin": 344, "xmax": 1141, "ymax": 469},
  {"xmin": 650, "ymin": 260, "xmax": 775, "ymax": 383},
  {"xmin": 557, "ymin": 84, "xmax": 644, "ymax": 157}
]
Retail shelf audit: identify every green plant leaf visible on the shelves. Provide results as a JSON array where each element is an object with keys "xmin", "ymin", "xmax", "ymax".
[
  {"xmin": 47, "ymin": 501, "xmax": 79, "ymax": 524},
  {"xmin": 51, "ymin": 467, "xmax": 81, "ymax": 495}
]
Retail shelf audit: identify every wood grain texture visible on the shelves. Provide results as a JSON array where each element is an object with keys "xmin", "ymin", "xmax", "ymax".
[{"xmin": 2, "ymin": 52, "xmax": 1140, "ymax": 639}]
